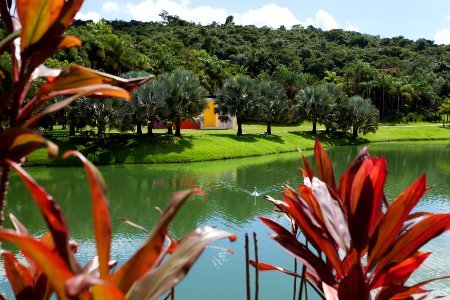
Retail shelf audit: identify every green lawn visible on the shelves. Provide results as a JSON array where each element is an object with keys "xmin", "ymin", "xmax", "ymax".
[{"xmin": 27, "ymin": 122, "xmax": 450, "ymax": 166}]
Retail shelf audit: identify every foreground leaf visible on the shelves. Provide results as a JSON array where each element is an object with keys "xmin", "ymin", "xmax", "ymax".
[
  {"xmin": 1, "ymin": 251, "xmax": 33, "ymax": 299},
  {"xmin": 259, "ymin": 216, "xmax": 336, "ymax": 286},
  {"xmin": 127, "ymin": 227, "xmax": 236, "ymax": 300},
  {"xmin": 111, "ymin": 189, "xmax": 202, "ymax": 293},
  {"xmin": 17, "ymin": 0, "xmax": 64, "ymax": 51},
  {"xmin": 368, "ymin": 175, "xmax": 427, "ymax": 268},
  {"xmin": 0, "ymin": 128, "xmax": 58, "ymax": 162},
  {"xmin": 0, "ymin": 230, "xmax": 73, "ymax": 300},
  {"xmin": 63, "ymin": 151, "xmax": 111, "ymax": 280},
  {"xmin": 38, "ymin": 66, "xmax": 152, "ymax": 97},
  {"xmin": 7, "ymin": 160, "xmax": 76, "ymax": 272},
  {"xmin": 314, "ymin": 140, "xmax": 336, "ymax": 191}
]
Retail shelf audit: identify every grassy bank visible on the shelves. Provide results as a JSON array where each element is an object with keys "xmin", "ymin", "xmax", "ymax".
[{"xmin": 26, "ymin": 122, "xmax": 449, "ymax": 166}]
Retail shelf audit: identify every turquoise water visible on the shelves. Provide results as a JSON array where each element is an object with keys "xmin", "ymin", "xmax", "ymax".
[{"xmin": 1, "ymin": 142, "xmax": 449, "ymax": 299}]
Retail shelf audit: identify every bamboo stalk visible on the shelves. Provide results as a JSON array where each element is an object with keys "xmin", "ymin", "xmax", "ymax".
[
  {"xmin": 0, "ymin": 164, "xmax": 10, "ymax": 229},
  {"xmin": 253, "ymin": 232, "xmax": 259, "ymax": 300},
  {"xmin": 245, "ymin": 233, "xmax": 251, "ymax": 300},
  {"xmin": 298, "ymin": 264, "xmax": 306, "ymax": 300},
  {"xmin": 293, "ymin": 259, "xmax": 298, "ymax": 300}
]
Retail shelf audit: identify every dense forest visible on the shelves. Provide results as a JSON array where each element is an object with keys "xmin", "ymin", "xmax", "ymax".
[{"xmin": 49, "ymin": 14, "xmax": 449, "ymax": 123}]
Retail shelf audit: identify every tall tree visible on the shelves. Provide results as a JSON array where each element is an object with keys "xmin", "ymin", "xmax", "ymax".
[
  {"xmin": 215, "ymin": 75, "xmax": 258, "ymax": 136},
  {"xmin": 373, "ymin": 72, "xmax": 394, "ymax": 119},
  {"xmin": 389, "ymin": 78, "xmax": 416, "ymax": 116}
]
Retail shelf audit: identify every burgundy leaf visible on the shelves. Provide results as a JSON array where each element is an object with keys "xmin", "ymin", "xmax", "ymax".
[
  {"xmin": 338, "ymin": 146, "xmax": 370, "ymax": 212},
  {"xmin": 337, "ymin": 261, "xmax": 370, "ymax": 300},
  {"xmin": 259, "ymin": 216, "xmax": 336, "ymax": 286}
]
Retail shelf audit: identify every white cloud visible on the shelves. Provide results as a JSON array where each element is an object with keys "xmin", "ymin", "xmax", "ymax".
[
  {"xmin": 305, "ymin": 10, "xmax": 339, "ymax": 30},
  {"xmin": 126, "ymin": 0, "xmax": 227, "ymax": 24},
  {"xmin": 235, "ymin": 4, "xmax": 301, "ymax": 28},
  {"xmin": 78, "ymin": 2, "xmax": 357, "ymax": 33},
  {"xmin": 346, "ymin": 21, "xmax": 360, "ymax": 32},
  {"xmin": 434, "ymin": 28, "xmax": 450, "ymax": 44},
  {"xmin": 75, "ymin": 11, "xmax": 102, "ymax": 22},
  {"xmin": 102, "ymin": 1, "xmax": 120, "ymax": 13}
]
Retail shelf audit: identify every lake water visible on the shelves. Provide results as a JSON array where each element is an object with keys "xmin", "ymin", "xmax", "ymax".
[{"xmin": 1, "ymin": 142, "xmax": 449, "ymax": 299}]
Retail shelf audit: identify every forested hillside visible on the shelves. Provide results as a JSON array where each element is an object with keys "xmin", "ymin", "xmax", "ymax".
[{"xmin": 8, "ymin": 14, "xmax": 450, "ymax": 122}]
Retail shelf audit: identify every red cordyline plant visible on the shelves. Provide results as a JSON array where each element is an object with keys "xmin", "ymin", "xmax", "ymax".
[
  {"xmin": 0, "ymin": 0, "xmax": 236, "ymax": 299},
  {"xmin": 0, "ymin": 153, "xmax": 235, "ymax": 299},
  {"xmin": 252, "ymin": 141, "xmax": 450, "ymax": 300}
]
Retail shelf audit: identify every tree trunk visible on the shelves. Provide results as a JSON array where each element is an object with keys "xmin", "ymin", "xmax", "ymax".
[
  {"xmin": 352, "ymin": 126, "xmax": 358, "ymax": 141},
  {"xmin": 147, "ymin": 122, "xmax": 154, "ymax": 136},
  {"xmin": 174, "ymin": 117, "xmax": 181, "ymax": 137},
  {"xmin": 381, "ymin": 88, "xmax": 385, "ymax": 120},
  {"xmin": 136, "ymin": 123, "xmax": 142, "ymax": 135},
  {"xmin": 167, "ymin": 122, "xmax": 173, "ymax": 135},
  {"xmin": 266, "ymin": 119, "xmax": 271, "ymax": 135},
  {"xmin": 69, "ymin": 124, "xmax": 75, "ymax": 136},
  {"xmin": 237, "ymin": 117, "xmax": 243, "ymax": 136},
  {"xmin": 312, "ymin": 122, "xmax": 317, "ymax": 135}
]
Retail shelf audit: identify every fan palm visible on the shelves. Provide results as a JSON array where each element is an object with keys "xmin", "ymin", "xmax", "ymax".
[
  {"xmin": 295, "ymin": 85, "xmax": 335, "ymax": 134},
  {"xmin": 215, "ymin": 75, "xmax": 258, "ymax": 136},
  {"xmin": 257, "ymin": 80, "xmax": 289, "ymax": 135},
  {"xmin": 346, "ymin": 96, "xmax": 379, "ymax": 140}
]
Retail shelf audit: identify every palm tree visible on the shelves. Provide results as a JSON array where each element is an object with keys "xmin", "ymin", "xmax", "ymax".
[
  {"xmin": 75, "ymin": 97, "xmax": 129, "ymax": 138},
  {"xmin": 346, "ymin": 96, "xmax": 379, "ymax": 140},
  {"xmin": 294, "ymin": 84, "xmax": 335, "ymax": 134},
  {"xmin": 215, "ymin": 75, "xmax": 258, "ymax": 136},
  {"xmin": 154, "ymin": 69, "xmax": 207, "ymax": 137},
  {"xmin": 257, "ymin": 80, "xmax": 289, "ymax": 135},
  {"xmin": 322, "ymin": 83, "xmax": 348, "ymax": 133}
]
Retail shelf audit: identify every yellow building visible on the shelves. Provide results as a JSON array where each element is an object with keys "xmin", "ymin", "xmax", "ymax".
[{"xmin": 200, "ymin": 98, "xmax": 235, "ymax": 129}]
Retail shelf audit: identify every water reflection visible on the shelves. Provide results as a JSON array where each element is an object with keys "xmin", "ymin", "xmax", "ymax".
[{"xmin": 2, "ymin": 142, "xmax": 449, "ymax": 299}]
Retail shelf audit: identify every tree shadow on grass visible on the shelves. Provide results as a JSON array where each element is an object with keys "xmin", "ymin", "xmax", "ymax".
[
  {"xmin": 288, "ymin": 130, "xmax": 370, "ymax": 146},
  {"xmin": 212, "ymin": 133, "xmax": 285, "ymax": 144},
  {"xmin": 79, "ymin": 133, "xmax": 194, "ymax": 165}
]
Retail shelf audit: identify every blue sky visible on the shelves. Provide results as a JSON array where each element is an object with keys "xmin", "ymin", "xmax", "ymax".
[{"xmin": 77, "ymin": 0, "xmax": 450, "ymax": 44}]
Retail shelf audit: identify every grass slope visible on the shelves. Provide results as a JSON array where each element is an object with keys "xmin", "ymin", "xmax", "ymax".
[{"xmin": 27, "ymin": 123, "xmax": 450, "ymax": 166}]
